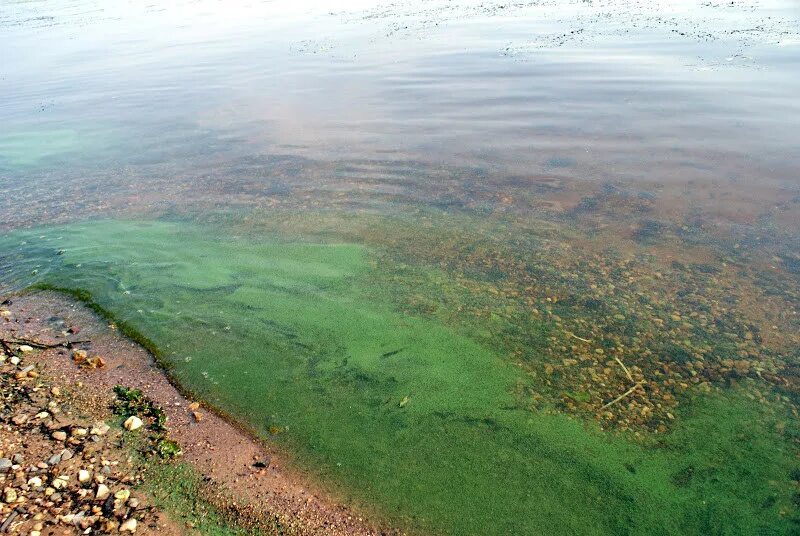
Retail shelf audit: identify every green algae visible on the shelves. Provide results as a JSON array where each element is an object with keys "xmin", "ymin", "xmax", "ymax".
[{"xmin": 0, "ymin": 219, "xmax": 797, "ymax": 535}]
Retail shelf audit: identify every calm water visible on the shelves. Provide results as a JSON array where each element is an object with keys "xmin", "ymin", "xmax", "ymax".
[{"xmin": 2, "ymin": 1, "xmax": 800, "ymax": 534}]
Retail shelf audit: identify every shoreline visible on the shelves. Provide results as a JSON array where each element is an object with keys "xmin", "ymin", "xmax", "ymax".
[{"xmin": 1, "ymin": 289, "xmax": 398, "ymax": 536}]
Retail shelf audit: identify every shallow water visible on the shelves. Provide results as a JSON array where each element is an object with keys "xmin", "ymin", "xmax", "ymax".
[{"xmin": 2, "ymin": 1, "xmax": 800, "ymax": 534}]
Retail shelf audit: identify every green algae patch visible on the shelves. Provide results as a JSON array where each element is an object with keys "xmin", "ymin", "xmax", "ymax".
[{"xmin": 1, "ymin": 219, "xmax": 797, "ymax": 535}]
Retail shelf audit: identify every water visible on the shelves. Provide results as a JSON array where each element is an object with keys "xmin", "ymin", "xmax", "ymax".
[{"xmin": 2, "ymin": 1, "xmax": 800, "ymax": 534}]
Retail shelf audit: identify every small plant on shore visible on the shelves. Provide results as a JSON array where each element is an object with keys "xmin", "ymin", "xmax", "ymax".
[
  {"xmin": 113, "ymin": 384, "xmax": 168, "ymax": 432},
  {"xmin": 113, "ymin": 385, "xmax": 181, "ymax": 459}
]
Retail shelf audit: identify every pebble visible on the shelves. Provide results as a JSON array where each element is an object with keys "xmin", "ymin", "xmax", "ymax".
[
  {"xmin": 90, "ymin": 423, "xmax": 109, "ymax": 436},
  {"xmin": 11, "ymin": 414, "xmax": 27, "ymax": 425},
  {"xmin": 52, "ymin": 431, "xmax": 67, "ymax": 441},
  {"xmin": 123, "ymin": 416, "xmax": 143, "ymax": 431},
  {"xmin": 78, "ymin": 469, "xmax": 91, "ymax": 483},
  {"xmin": 0, "ymin": 458, "xmax": 11, "ymax": 472},
  {"xmin": 120, "ymin": 517, "xmax": 138, "ymax": 533},
  {"xmin": 18, "ymin": 345, "xmax": 34, "ymax": 353},
  {"xmin": 3, "ymin": 487, "xmax": 17, "ymax": 503},
  {"xmin": 96, "ymin": 484, "xmax": 110, "ymax": 500}
]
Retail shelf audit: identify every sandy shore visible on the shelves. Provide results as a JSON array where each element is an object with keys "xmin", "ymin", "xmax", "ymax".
[{"xmin": 0, "ymin": 290, "xmax": 398, "ymax": 536}]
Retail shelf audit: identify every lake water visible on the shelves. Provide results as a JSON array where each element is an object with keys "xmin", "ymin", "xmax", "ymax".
[{"xmin": 2, "ymin": 1, "xmax": 800, "ymax": 534}]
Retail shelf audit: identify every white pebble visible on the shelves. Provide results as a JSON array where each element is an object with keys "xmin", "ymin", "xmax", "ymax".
[{"xmin": 123, "ymin": 416, "xmax": 143, "ymax": 431}]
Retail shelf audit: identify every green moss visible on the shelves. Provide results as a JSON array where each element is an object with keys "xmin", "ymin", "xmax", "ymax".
[
  {"xmin": 139, "ymin": 461, "xmax": 263, "ymax": 536},
  {"xmin": 1, "ymin": 219, "xmax": 797, "ymax": 535},
  {"xmin": 113, "ymin": 385, "xmax": 168, "ymax": 434}
]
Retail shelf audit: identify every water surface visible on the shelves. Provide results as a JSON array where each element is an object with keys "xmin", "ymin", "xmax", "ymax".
[{"xmin": 1, "ymin": 1, "xmax": 799, "ymax": 534}]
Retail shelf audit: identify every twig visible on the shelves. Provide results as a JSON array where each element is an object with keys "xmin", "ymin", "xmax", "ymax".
[
  {"xmin": 614, "ymin": 356, "xmax": 634, "ymax": 383},
  {"xmin": 599, "ymin": 382, "xmax": 643, "ymax": 411},
  {"xmin": 0, "ymin": 337, "xmax": 90, "ymax": 350},
  {"xmin": 0, "ymin": 509, "xmax": 19, "ymax": 532},
  {"xmin": 567, "ymin": 332, "xmax": 591, "ymax": 343}
]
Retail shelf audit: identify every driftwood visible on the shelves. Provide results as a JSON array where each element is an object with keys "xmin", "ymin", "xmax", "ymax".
[
  {"xmin": 614, "ymin": 356, "xmax": 634, "ymax": 382},
  {"xmin": 600, "ymin": 381, "xmax": 644, "ymax": 410},
  {"xmin": 0, "ymin": 508, "xmax": 19, "ymax": 532},
  {"xmin": 567, "ymin": 331, "xmax": 592, "ymax": 343},
  {"xmin": 0, "ymin": 337, "xmax": 89, "ymax": 351}
]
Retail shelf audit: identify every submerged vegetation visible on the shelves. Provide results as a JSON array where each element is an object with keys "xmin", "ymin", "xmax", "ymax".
[{"xmin": 0, "ymin": 217, "xmax": 798, "ymax": 535}]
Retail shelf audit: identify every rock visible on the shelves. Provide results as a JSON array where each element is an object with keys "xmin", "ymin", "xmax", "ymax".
[
  {"xmin": 71, "ymin": 428, "xmax": 87, "ymax": 437},
  {"xmin": 78, "ymin": 470, "xmax": 91, "ymax": 484},
  {"xmin": 0, "ymin": 458, "xmax": 11, "ymax": 472},
  {"xmin": 3, "ymin": 487, "xmax": 17, "ymax": 503},
  {"xmin": 188, "ymin": 402, "xmax": 200, "ymax": 411},
  {"xmin": 120, "ymin": 518, "xmax": 138, "ymax": 533},
  {"xmin": 72, "ymin": 349, "xmax": 88, "ymax": 364},
  {"xmin": 90, "ymin": 423, "xmax": 109, "ymax": 436},
  {"xmin": 52, "ymin": 431, "xmax": 67, "ymax": 441},
  {"xmin": 115, "ymin": 489, "xmax": 130, "ymax": 501},
  {"xmin": 95, "ymin": 484, "xmax": 110, "ymax": 500},
  {"xmin": 47, "ymin": 453, "xmax": 62, "ymax": 466},
  {"xmin": 86, "ymin": 356, "xmax": 106, "ymax": 368},
  {"xmin": 9, "ymin": 356, "xmax": 20, "ymax": 365},
  {"xmin": 11, "ymin": 454, "xmax": 23, "ymax": 464},
  {"xmin": 60, "ymin": 449, "xmax": 73, "ymax": 462},
  {"xmin": 123, "ymin": 416, "xmax": 143, "ymax": 431},
  {"xmin": 12, "ymin": 414, "xmax": 28, "ymax": 425},
  {"xmin": 52, "ymin": 476, "xmax": 68, "ymax": 490},
  {"xmin": 18, "ymin": 345, "xmax": 34, "ymax": 353},
  {"xmin": 192, "ymin": 411, "xmax": 203, "ymax": 422},
  {"xmin": 27, "ymin": 476, "xmax": 42, "ymax": 487}
]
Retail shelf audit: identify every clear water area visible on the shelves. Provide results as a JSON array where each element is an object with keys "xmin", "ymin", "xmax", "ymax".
[{"xmin": 0, "ymin": 220, "xmax": 797, "ymax": 535}]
